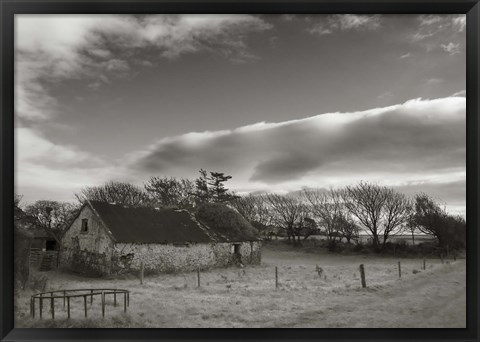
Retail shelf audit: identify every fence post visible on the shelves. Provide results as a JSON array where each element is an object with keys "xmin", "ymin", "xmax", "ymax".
[
  {"xmin": 67, "ymin": 296, "xmax": 70, "ymax": 319},
  {"xmin": 90, "ymin": 289, "xmax": 93, "ymax": 304},
  {"xmin": 359, "ymin": 264, "xmax": 366, "ymax": 288},
  {"xmin": 39, "ymin": 294, "xmax": 43, "ymax": 319},
  {"xmin": 423, "ymin": 258, "xmax": 426, "ymax": 270},
  {"xmin": 114, "ymin": 291, "xmax": 117, "ymax": 307},
  {"xmin": 84, "ymin": 295, "xmax": 88, "ymax": 317},
  {"xmin": 398, "ymin": 261, "xmax": 401, "ymax": 278},
  {"xmin": 31, "ymin": 297, "xmax": 34, "ymax": 318},
  {"xmin": 275, "ymin": 266, "xmax": 278, "ymax": 289},
  {"xmin": 63, "ymin": 291, "xmax": 66, "ymax": 308},
  {"xmin": 50, "ymin": 297, "xmax": 55, "ymax": 319},
  {"xmin": 101, "ymin": 291, "xmax": 105, "ymax": 318},
  {"xmin": 124, "ymin": 292, "xmax": 127, "ymax": 312},
  {"xmin": 197, "ymin": 268, "xmax": 201, "ymax": 287},
  {"xmin": 140, "ymin": 261, "xmax": 145, "ymax": 285}
]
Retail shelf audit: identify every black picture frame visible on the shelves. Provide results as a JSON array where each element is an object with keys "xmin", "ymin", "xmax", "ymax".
[{"xmin": 1, "ymin": 1, "xmax": 479, "ymax": 341}]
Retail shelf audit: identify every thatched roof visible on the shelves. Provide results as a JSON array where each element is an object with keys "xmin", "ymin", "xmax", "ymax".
[
  {"xmin": 194, "ymin": 203, "xmax": 260, "ymax": 242},
  {"xmin": 89, "ymin": 201, "xmax": 212, "ymax": 244},
  {"xmin": 87, "ymin": 201, "xmax": 259, "ymax": 244}
]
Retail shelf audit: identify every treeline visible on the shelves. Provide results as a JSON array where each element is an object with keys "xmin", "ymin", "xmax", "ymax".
[{"xmin": 15, "ymin": 171, "xmax": 466, "ymax": 251}]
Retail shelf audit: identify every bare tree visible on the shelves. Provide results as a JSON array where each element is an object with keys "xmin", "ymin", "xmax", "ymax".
[
  {"xmin": 303, "ymin": 188, "xmax": 346, "ymax": 243},
  {"xmin": 75, "ymin": 181, "xmax": 149, "ymax": 207},
  {"xmin": 231, "ymin": 194, "xmax": 272, "ymax": 225},
  {"xmin": 343, "ymin": 182, "xmax": 410, "ymax": 248},
  {"xmin": 25, "ymin": 200, "xmax": 80, "ymax": 243},
  {"xmin": 381, "ymin": 189, "xmax": 412, "ymax": 246},
  {"xmin": 264, "ymin": 193, "xmax": 306, "ymax": 243},
  {"xmin": 144, "ymin": 176, "xmax": 195, "ymax": 210}
]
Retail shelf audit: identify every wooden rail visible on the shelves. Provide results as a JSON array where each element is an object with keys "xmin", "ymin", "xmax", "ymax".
[{"xmin": 30, "ymin": 288, "xmax": 130, "ymax": 319}]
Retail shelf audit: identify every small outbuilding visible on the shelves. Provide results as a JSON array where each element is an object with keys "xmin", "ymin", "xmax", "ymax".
[{"xmin": 59, "ymin": 201, "xmax": 261, "ymax": 276}]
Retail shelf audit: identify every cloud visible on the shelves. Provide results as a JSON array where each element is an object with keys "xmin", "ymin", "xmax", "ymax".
[
  {"xmin": 400, "ymin": 53, "xmax": 411, "ymax": 59},
  {"xmin": 15, "ymin": 127, "xmax": 118, "ymax": 202},
  {"xmin": 418, "ymin": 15, "xmax": 443, "ymax": 27},
  {"xmin": 425, "ymin": 78, "xmax": 444, "ymax": 86},
  {"xmin": 410, "ymin": 14, "xmax": 465, "ymax": 54},
  {"xmin": 450, "ymin": 90, "xmax": 466, "ymax": 97},
  {"xmin": 308, "ymin": 15, "xmax": 381, "ymax": 35},
  {"xmin": 127, "ymin": 96, "xmax": 465, "ymax": 208},
  {"xmin": 378, "ymin": 91, "xmax": 394, "ymax": 100},
  {"xmin": 452, "ymin": 16, "xmax": 466, "ymax": 32},
  {"xmin": 15, "ymin": 14, "xmax": 272, "ymax": 122},
  {"xmin": 440, "ymin": 42, "xmax": 461, "ymax": 55}
]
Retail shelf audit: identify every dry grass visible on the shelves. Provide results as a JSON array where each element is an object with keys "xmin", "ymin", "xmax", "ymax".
[{"xmin": 15, "ymin": 244, "xmax": 465, "ymax": 328}]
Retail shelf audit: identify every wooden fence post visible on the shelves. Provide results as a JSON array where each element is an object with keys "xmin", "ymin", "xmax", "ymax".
[
  {"xmin": 67, "ymin": 296, "xmax": 70, "ymax": 319},
  {"xmin": 359, "ymin": 264, "xmax": 366, "ymax": 288},
  {"xmin": 114, "ymin": 291, "xmax": 117, "ymax": 307},
  {"xmin": 84, "ymin": 295, "xmax": 88, "ymax": 317},
  {"xmin": 90, "ymin": 289, "xmax": 93, "ymax": 304},
  {"xmin": 124, "ymin": 292, "xmax": 127, "ymax": 312},
  {"xmin": 140, "ymin": 261, "xmax": 144, "ymax": 285},
  {"xmin": 275, "ymin": 266, "xmax": 278, "ymax": 289},
  {"xmin": 50, "ymin": 297, "xmax": 55, "ymax": 319},
  {"xmin": 63, "ymin": 291, "xmax": 66, "ymax": 308},
  {"xmin": 197, "ymin": 268, "xmax": 201, "ymax": 287},
  {"xmin": 39, "ymin": 294, "xmax": 43, "ymax": 319},
  {"xmin": 31, "ymin": 297, "xmax": 34, "ymax": 318},
  {"xmin": 398, "ymin": 261, "xmax": 401, "ymax": 278},
  {"xmin": 101, "ymin": 291, "xmax": 105, "ymax": 317}
]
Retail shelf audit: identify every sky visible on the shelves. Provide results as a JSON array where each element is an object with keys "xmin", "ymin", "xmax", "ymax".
[{"xmin": 14, "ymin": 14, "xmax": 466, "ymax": 215}]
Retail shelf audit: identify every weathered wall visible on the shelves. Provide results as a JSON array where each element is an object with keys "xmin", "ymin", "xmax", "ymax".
[
  {"xmin": 59, "ymin": 206, "xmax": 114, "ymax": 275},
  {"xmin": 113, "ymin": 241, "xmax": 262, "ymax": 274},
  {"xmin": 59, "ymin": 204, "xmax": 262, "ymax": 276}
]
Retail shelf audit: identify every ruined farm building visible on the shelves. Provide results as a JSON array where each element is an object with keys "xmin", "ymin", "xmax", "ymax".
[{"xmin": 59, "ymin": 201, "xmax": 261, "ymax": 276}]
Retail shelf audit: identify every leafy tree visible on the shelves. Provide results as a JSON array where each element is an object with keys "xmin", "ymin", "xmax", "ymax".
[
  {"xmin": 207, "ymin": 171, "xmax": 239, "ymax": 203},
  {"xmin": 410, "ymin": 193, "xmax": 466, "ymax": 249},
  {"xmin": 194, "ymin": 169, "xmax": 210, "ymax": 204},
  {"xmin": 194, "ymin": 170, "xmax": 238, "ymax": 205},
  {"xmin": 76, "ymin": 181, "xmax": 149, "ymax": 207},
  {"xmin": 144, "ymin": 176, "xmax": 195, "ymax": 210},
  {"xmin": 25, "ymin": 200, "xmax": 80, "ymax": 243}
]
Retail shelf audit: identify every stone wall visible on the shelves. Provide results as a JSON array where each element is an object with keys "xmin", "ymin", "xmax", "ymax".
[
  {"xmin": 59, "ymin": 205, "xmax": 114, "ymax": 275},
  {"xmin": 59, "ymin": 204, "xmax": 262, "ymax": 276},
  {"xmin": 113, "ymin": 241, "xmax": 262, "ymax": 274}
]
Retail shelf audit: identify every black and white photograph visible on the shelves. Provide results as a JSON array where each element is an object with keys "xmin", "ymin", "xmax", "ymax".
[{"xmin": 13, "ymin": 13, "xmax": 466, "ymax": 328}]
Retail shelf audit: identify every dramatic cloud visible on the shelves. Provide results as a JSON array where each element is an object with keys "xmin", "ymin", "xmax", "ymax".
[
  {"xmin": 128, "ymin": 96, "xmax": 466, "ymax": 212},
  {"xmin": 14, "ymin": 127, "xmax": 119, "ymax": 201},
  {"xmin": 15, "ymin": 14, "xmax": 271, "ymax": 122},
  {"xmin": 308, "ymin": 15, "xmax": 381, "ymax": 35}
]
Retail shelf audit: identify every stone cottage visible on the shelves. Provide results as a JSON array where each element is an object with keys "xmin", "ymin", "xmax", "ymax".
[{"xmin": 59, "ymin": 200, "xmax": 261, "ymax": 276}]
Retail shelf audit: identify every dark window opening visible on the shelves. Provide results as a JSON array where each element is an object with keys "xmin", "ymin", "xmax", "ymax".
[
  {"xmin": 233, "ymin": 244, "xmax": 241, "ymax": 255},
  {"xmin": 46, "ymin": 240, "xmax": 57, "ymax": 251},
  {"xmin": 81, "ymin": 219, "xmax": 88, "ymax": 233}
]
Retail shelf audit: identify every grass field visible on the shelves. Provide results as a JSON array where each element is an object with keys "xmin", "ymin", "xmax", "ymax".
[{"xmin": 15, "ymin": 243, "xmax": 466, "ymax": 328}]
